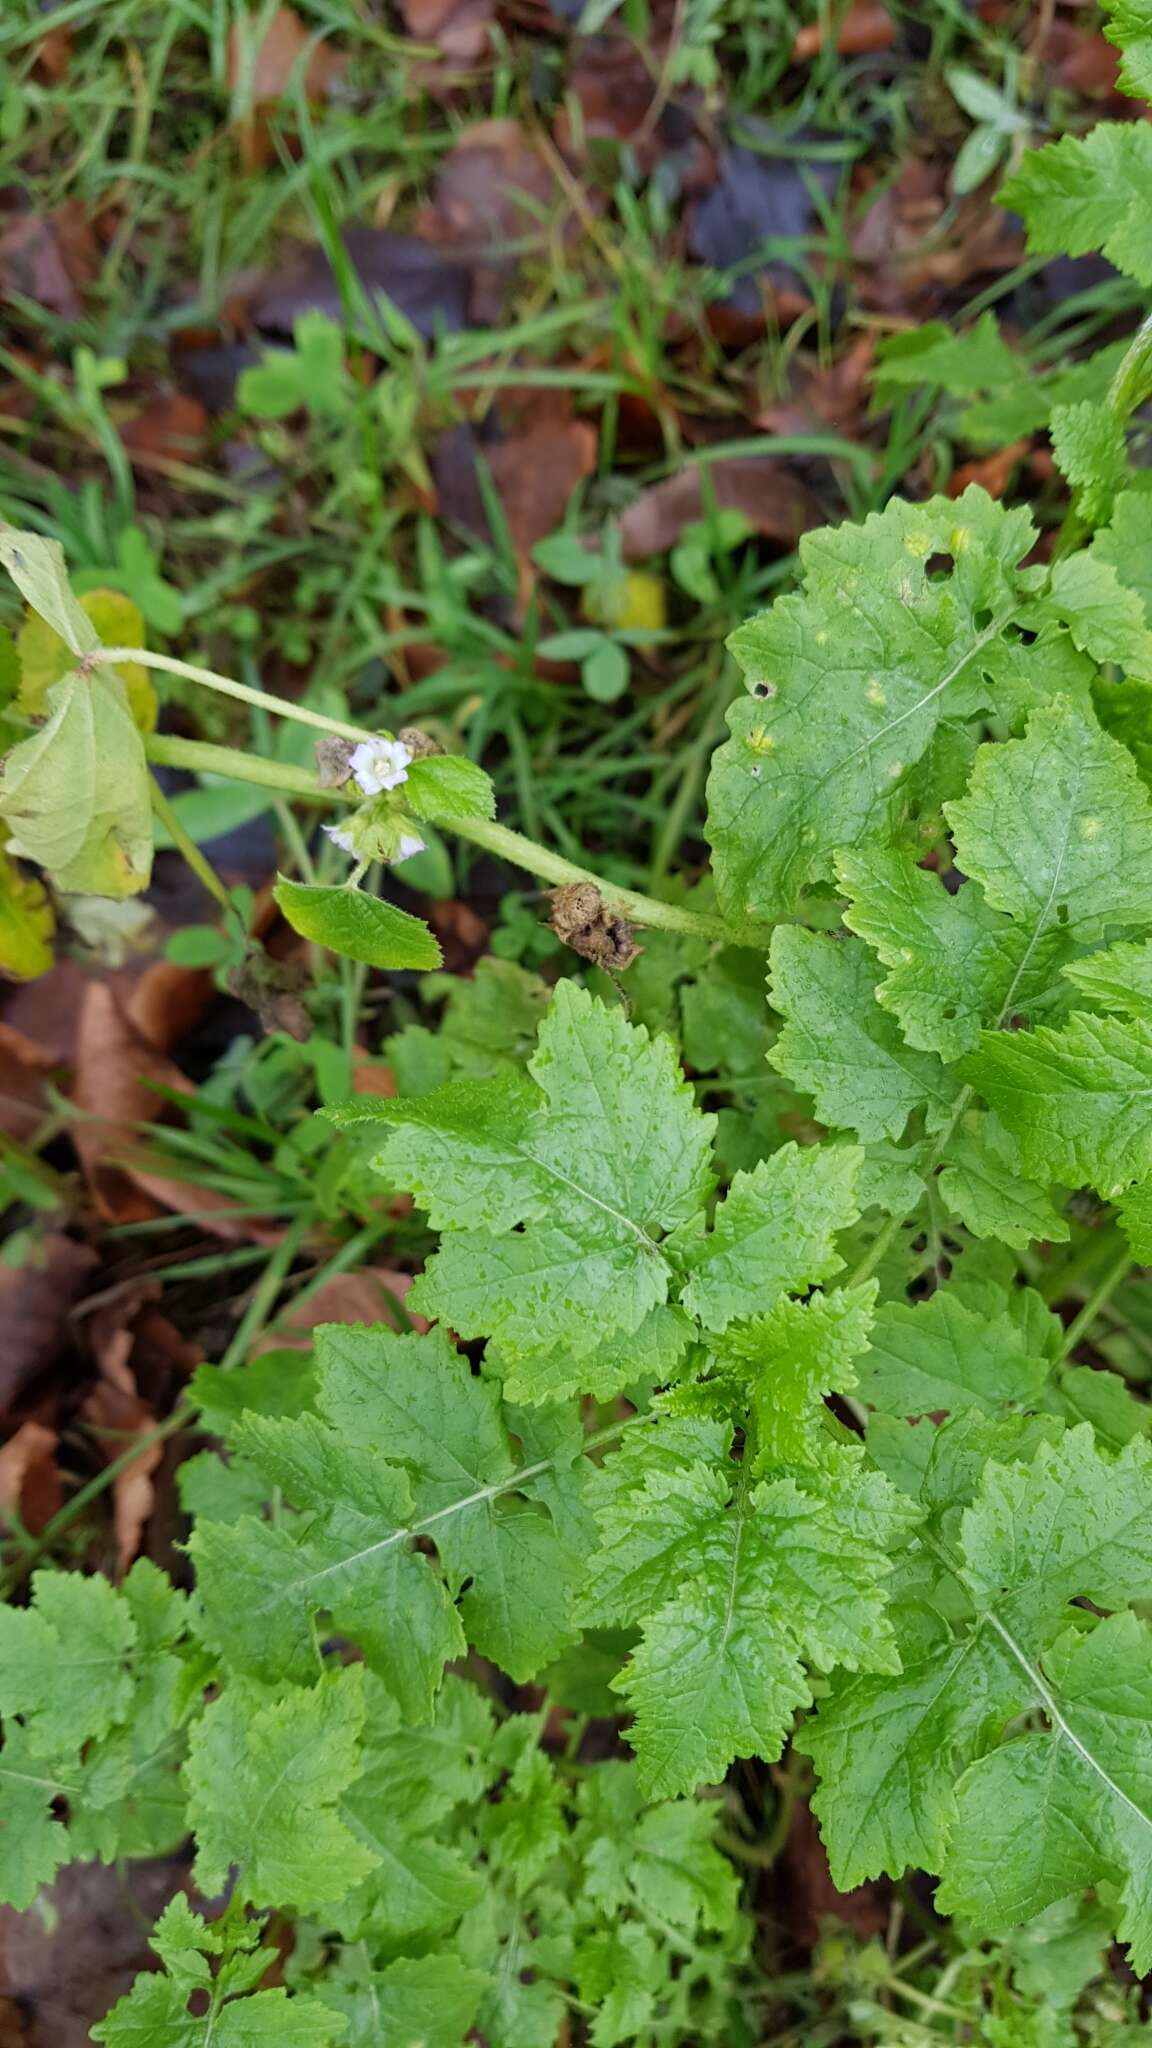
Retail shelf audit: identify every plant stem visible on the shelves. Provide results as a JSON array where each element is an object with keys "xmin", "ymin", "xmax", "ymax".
[
  {"xmin": 146, "ymin": 732, "xmax": 339, "ymax": 803},
  {"xmin": 1108, "ymin": 310, "xmax": 1152, "ymax": 422},
  {"xmin": 148, "ymin": 775, "xmax": 233, "ymax": 915},
  {"xmin": 146, "ymin": 731, "xmax": 743, "ymax": 943},
  {"xmin": 1059, "ymin": 1244, "xmax": 1133, "ymax": 1360},
  {"xmin": 91, "ymin": 647, "xmax": 368, "ymax": 742},
  {"xmin": 445, "ymin": 815, "xmax": 737, "ymax": 940}
]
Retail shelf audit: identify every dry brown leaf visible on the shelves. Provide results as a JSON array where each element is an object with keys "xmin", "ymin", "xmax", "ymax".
[
  {"xmin": 419, "ymin": 119, "xmax": 565, "ymax": 320},
  {"xmin": 226, "ymin": 4, "xmax": 347, "ymax": 101},
  {"xmin": 0, "ymin": 1234, "xmax": 96, "ymax": 1422},
  {"xmin": 0, "ymin": 1858, "xmax": 191, "ymax": 2048},
  {"xmin": 618, "ymin": 455, "xmax": 814, "ymax": 562},
  {"xmin": 0, "ymin": 1023, "xmax": 58, "ymax": 1144},
  {"xmin": 121, "ymin": 391, "xmax": 210, "ymax": 467},
  {"xmin": 0, "ymin": 213, "xmax": 84, "ymax": 319},
  {"xmin": 71, "ymin": 981, "xmax": 272, "ymax": 1238},
  {"xmin": 948, "ymin": 440, "xmax": 1030, "ymax": 499},
  {"xmin": 80, "ymin": 1378, "xmax": 162, "ymax": 1573},
  {"xmin": 783, "ymin": 1800, "xmax": 889, "ymax": 1948},
  {"xmin": 488, "ymin": 415, "xmax": 597, "ymax": 560},
  {"xmin": 0, "ymin": 1420, "xmax": 61, "ymax": 1535},
  {"xmin": 254, "ymin": 1268, "xmax": 427, "ymax": 1353},
  {"xmin": 399, "ymin": 0, "xmax": 494, "ymax": 62},
  {"xmin": 792, "ymin": 0, "xmax": 895, "ymax": 60}
]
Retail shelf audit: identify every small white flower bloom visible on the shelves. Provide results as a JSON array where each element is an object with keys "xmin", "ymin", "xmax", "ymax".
[
  {"xmin": 349, "ymin": 736, "xmax": 412, "ymax": 795},
  {"xmin": 323, "ymin": 821, "xmax": 358, "ymax": 856},
  {"xmin": 394, "ymin": 832, "xmax": 426, "ymax": 864}
]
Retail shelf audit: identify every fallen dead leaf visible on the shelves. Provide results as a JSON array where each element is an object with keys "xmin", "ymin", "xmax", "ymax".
[
  {"xmin": 689, "ymin": 142, "xmax": 839, "ymax": 321},
  {"xmin": 352, "ymin": 1052, "xmax": 397, "ymax": 1098},
  {"xmin": 0, "ymin": 1419, "xmax": 61, "ymax": 1535},
  {"xmin": 0, "ymin": 211, "xmax": 89, "ymax": 320},
  {"xmin": 618, "ymin": 455, "xmax": 814, "ymax": 562},
  {"xmin": 419, "ymin": 120, "xmax": 565, "ymax": 320},
  {"xmin": 121, "ymin": 391, "xmax": 209, "ymax": 467},
  {"xmin": 0, "ymin": 1023, "xmax": 59, "ymax": 1144},
  {"xmin": 399, "ymin": 0, "xmax": 494, "ymax": 61},
  {"xmin": 254, "ymin": 1268, "xmax": 427, "ymax": 1353},
  {"xmin": 948, "ymin": 439, "xmax": 1030, "ymax": 499},
  {"xmin": 783, "ymin": 1800, "xmax": 889, "ymax": 1948},
  {"xmin": 0, "ymin": 1858, "xmax": 191, "ymax": 2048},
  {"xmin": 71, "ymin": 981, "xmax": 272, "ymax": 1239},
  {"xmin": 853, "ymin": 160, "xmax": 1020, "ymax": 312},
  {"xmin": 555, "ymin": 35, "xmax": 666, "ymax": 159},
  {"xmin": 250, "ymin": 230, "xmax": 471, "ymax": 342},
  {"xmin": 227, "ymin": 3, "xmax": 347, "ymax": 101},
  {"xmin": 488, "ymin": 414, "xmax": 597, "ymax": 563},
  {"xmin": 792, "ymin": 0, "xmax": 895, "ymax": 60},
  {"xmin": 227, "ymin": 4, "xmax": 347, "ymax": 171},
  {"xmin": 32, "ymin": 25, "xmax": 72, "ymax": 81},
  {"xmin": 80, "ymin": 1377, "xmax": 162, "ymax": 1574},
  {"xmin": 0, "ymin": 1234, "xmax": 96, "ymax": 1423}
]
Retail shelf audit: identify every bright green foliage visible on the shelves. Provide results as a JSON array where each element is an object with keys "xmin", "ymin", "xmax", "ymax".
[
  {"xmin": 705, "ymin": 488, "xmax": 1069, "ymax": 924},
  {"xmin": 1094, "ymin": 487, "xmax": 1152, "ymax": 620},
  {"xmin": 858, "ymin": 1289, "xmax": 1051, "ymax": 1418},
  {"xmin": 12, "ymin": 60, "xmax": 1152, "ymax": 2034},
  {"xmin": 0, "ymin": 1562, "xmax": 192, "ymax": 1908},
  {"xmin": 1046, "ymin": 552, "xmax": 1152, "ymax": 676},
  {"xmin": 273, "ymin": 877, "xmax": 442, "ymax": 968},
  {"xmin": 238, "ymin": 311, "xmax": 354, "ymax": 419},
  {"xmin": 190, "ymin": 1323, "xmax": 589, "ymax": 1705},
  {"xmin": 768, "ymin": 926, "xmax": 954, "ymax": 1137},
  {"xmin": 964, "ymin": 1010, "xmax": 1152, "ymax": 1198},
  {"xmin": 403, "ymin": 753, "xmax": 496, "ymax": 823},
  {"xmin": 186, "ymin": 1669, "xmax": 377, "ymax": 1909},
  {"xmin": 580, "ymin": 1414, "xmax": 916, "ymax": 1797},
  {"xmin": 91, "ymin": 1900, "xmax": 346, "ymax": 2045},
  {"xmin": 806, "ymin": 1424, "xmax": 1152, "ymax": 1969},
  {"xmin": 1104, "ymin": 0, "xmax": 1152, "ymax": 95},
  {"xmin": 999, "ymin": 126, "xmax": 1152, "ymax": 287},
  {"xmin": 1049, "ymin": 400, "xmax": 1129, "ymax": 527}
]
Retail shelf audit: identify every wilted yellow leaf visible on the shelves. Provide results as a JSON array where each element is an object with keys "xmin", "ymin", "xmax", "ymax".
[
  {"xmin": 0, "ymin": 839, "xmax": 54, "ymax": 980},
  {"xmin": 0, "ymin": 666, "xmax": 153, "ymax": 897},
  {"xmin": 18, "ymin": 589, "xmax": 156, "ymax": 733}
]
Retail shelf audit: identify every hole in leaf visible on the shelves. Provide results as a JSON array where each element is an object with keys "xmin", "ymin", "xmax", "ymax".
[
  {"xmin": 972, "ymin": 607, "xmax": 992, "ymax": 631},
  {"xmin": 924, "ymin": 552, "xmax": 954, "ymax": 579},
  {"xmin": 751, "ymin": 680, "xmax": 775, "ymax": 699},
  {"xmin": 942, "ymin": 1005, "xmax": 957, "ymax": 1020},
  {"xmin": 188, "ymin": 1990, "xmax": 212, "ymax": 2020}
]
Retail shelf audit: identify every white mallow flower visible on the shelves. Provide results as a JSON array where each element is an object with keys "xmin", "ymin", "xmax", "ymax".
[
  {"xmin": 322, "ymin": 821, "xmax": 358, "ymax": 856},
  {"xmin": 349, "ymin": 735, "xmax": 412, "ymax": 794},
  {"xmin": 394, "ymin": 832, "xmax": 426, "ymax": 864}
]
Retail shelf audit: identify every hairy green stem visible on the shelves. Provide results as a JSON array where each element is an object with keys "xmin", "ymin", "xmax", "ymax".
[
  {"xmin": 1058, "ymin": 1244, "xmax": 1133, "ymax": 1360},
  {"xmin": 146, "ymin": 732, "xmax": 340, "ymax": 803},
  {"xmin": 1108, "ymin": 311, "xmax": 1152, "ymax": 422},
  {"xmin": 149, "ymin": 774, "xmax": 233, "ymax": 915},
  {"xmin": 91, "ymin": 646, "xmax": 367, "ymax": 742},
  {"xmin": 145, "ymin": 730, "xmax": 739, "ymax": 943}
]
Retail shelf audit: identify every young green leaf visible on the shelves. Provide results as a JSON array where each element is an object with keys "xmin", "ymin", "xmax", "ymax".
[
  {"xmin": 999, "ymin": 126, "xmax": 1152, "ymax": 286},
  {"xmin": 185, "ymin": 1670, "xmax": 378, "ymax": 1911},
  {"xmin": 768, "ymin": 926, "xmax": 956, "ymax": 1141},
  {"xmin": 706, "ymin": 488, "xmax": 1042, "ymax": 922},
  {"xmin": 273, "ymin": 877, "xmax": 441, "ymax": 969}
]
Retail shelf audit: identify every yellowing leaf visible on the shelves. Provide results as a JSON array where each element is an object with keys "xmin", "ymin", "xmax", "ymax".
[
  {"xmin": 583, "ymin": 571, "xmax": 667, "ymax": 632},
  {"xmin": 0, "ymin": 840, "xmax": 54, "ymax": 980},
  {"xmin": 18, "ymin": 590, "xmax": 156, "ymax": 733},
  {"xmin": 0, "ymin": 667, "xmax": 153, "ymax": 898}
]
